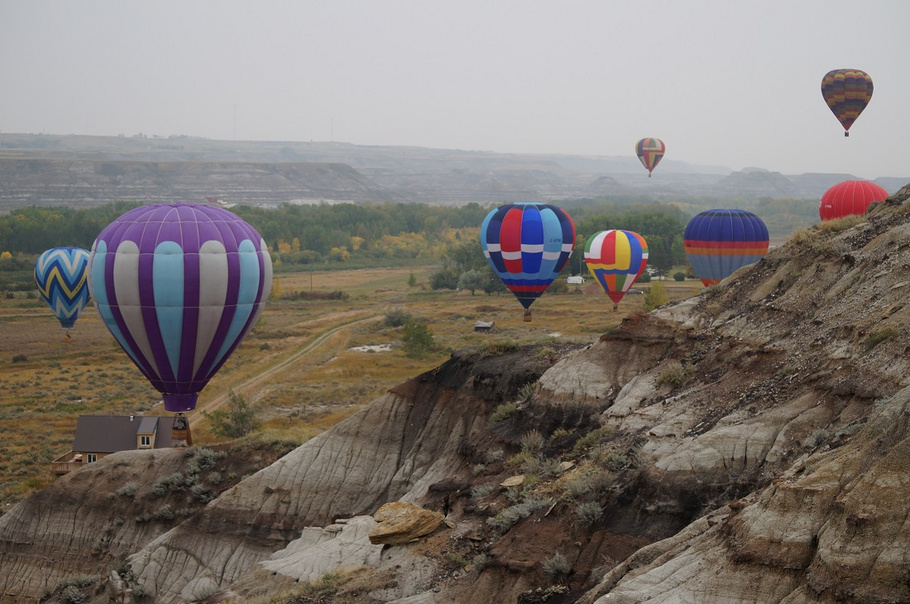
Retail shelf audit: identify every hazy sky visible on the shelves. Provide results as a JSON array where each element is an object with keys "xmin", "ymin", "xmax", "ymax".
[{"xmin": 2, "ymin": 1, "xmax": 908, "ymax": 178}]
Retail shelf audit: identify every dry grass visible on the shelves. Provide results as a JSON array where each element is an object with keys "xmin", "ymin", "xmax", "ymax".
[{"xmin": 0, "ymin": 268, "xmax": 699, "ymax": 506}]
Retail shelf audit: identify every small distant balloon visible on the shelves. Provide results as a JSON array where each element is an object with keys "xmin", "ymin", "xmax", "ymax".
[
  {"xmin": 684, "ymin": 210, "xmax": 769, "ymax": 287},
  {"xmin": 34, "ymin": 247, "xmax": 92, "ymax": 330},
  {"xmin": 821, "ymin": 69, "xmax": 873, "ymax": 137},
  {"xmin": 819, "ymin": 180, "xmax": 889, "ymax": 221},
  {"xmin": 89, "ymin": 203, "xmax": 272, "ymax": 413},
  {"xmin": 480, "ymin": 203, "xmax": 576, "ymax": 317},
  {"xmin": 635, "ymin": 138, "xmax": 666, "ymax": 177},
  {"xmin": 584, "ymin": 229, "xmax": 648, "ymax": 310}
]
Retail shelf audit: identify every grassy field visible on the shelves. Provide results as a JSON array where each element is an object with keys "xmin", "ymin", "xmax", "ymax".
[{"xmin": 0, "ymin": 266, "xmax": 700, "ymax": 507}]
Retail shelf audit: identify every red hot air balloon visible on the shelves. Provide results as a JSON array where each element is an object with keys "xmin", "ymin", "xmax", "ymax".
[
  {"xmin": 819, "ymin": 180, "xmax": 889, "ymax": 221},
  {"xmin": 635, "ymin": 138, "xmax": 665, "ymax": 177},
  {"xmin": 821, "ymin": 69, "xmax": 873, "ymax": 137}
]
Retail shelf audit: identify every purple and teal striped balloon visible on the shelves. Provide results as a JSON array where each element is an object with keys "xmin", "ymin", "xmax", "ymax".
[{"xmin": 88, "ymin": 203, "xmax": 272, "ymax": 412}]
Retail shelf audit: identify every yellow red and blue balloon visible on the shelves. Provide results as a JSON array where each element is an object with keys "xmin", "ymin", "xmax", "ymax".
[{"xmin": 584, "ymin": 229, "xmax": 649, "ymax": 307}]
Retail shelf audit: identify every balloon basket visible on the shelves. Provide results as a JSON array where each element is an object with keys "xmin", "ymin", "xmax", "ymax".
[{"xmin": 171, "ymin": 413, "xmax": 193, "ymax": 447}]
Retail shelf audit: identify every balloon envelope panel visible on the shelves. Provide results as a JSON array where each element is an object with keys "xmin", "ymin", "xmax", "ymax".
[
  {"xmin": 480, "ymin": 203, "xmax": 575, "ymax": 310},
  {"xmin": 684, "ymin": 209, "xmax": 769, "ymax": 286},
  {"xmin": 584, "ymin": 230, "xmax": 649, "ymax": 304},
  {"xmin": 89, "ymin": 203, "xmax": 272, "ymax": 412},
  {"xmin": 34, "ymin": 247, "xmax": 92, "ymax": 329},
  {"xmin": 819, "ymin": 180, "xmax": 888, "ymax": 221}
]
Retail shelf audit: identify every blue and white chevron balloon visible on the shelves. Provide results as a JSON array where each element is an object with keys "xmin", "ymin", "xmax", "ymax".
[{"xmin": 34, "ymin": 247, "xmax": 92, "ymax": 329}]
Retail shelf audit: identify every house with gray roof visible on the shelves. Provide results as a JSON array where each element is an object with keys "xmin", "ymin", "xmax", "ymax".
[{"xmin": 51, "ymin": 415, "xmax": 191, "ymax": 475}]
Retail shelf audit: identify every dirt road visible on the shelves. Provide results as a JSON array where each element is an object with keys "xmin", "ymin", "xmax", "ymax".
[{"xmin": 191, "ymin": 312, "xmax": 382, "ymax": 419}]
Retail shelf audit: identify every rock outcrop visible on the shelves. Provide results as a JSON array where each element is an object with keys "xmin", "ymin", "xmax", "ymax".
[
  {"xmin": 582, "ymin": 385, "xmax": 910, "ymax": 604},
  {"xmin": 125, "ymin": 346, "xmax": 564, "ymax": 602},
  {"xmin": 368, "ymin": 502, "xmax": 445, "ymax": 545},
  {"xmin": 0, "ymin": 443, "xmax": 293, "ymax": 601}
]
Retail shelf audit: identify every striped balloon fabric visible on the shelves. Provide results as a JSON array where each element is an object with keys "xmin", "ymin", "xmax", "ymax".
[
  {"xmin": 819, "ymin": 180, "xmax": 888, "ymax": 221},
  {"xmin": 684, "ymin": 209, "xmax": 769, "ymax": 287},
  {"xmin": 584, "ymin": 230, "xmax": 648, "ymax": 307},
  {"xmin": 480, "ymin": 203, "xmax": 575, "ymax": 311},
  {"xmin": 88, "ymin": 203, "xmax": 272, "ymax": 412},
  {"xmin": 34, "ymin": 247, "xmax": 92, "ymax": 329},
  {"xmin": 635, "ymin": 138, "xmax": 666, "ymax": 177},
  {"xmin": 821, "ymin": 69, "xmax": 873, "ymax": 137}
]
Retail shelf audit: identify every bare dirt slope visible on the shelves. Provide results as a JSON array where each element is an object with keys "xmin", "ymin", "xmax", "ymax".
[{"xmin": 3, "ymin": 186, "xmax": 910, "ymax": 603}]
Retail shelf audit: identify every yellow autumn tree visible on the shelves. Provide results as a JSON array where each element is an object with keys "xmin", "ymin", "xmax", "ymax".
[
  {"xmin": 330, "ymin": 246, "xmax": 350, "ymax": 262},
  {"xmin": 270, "ymin": 278, "xmax": 283, "ymax": 300}
]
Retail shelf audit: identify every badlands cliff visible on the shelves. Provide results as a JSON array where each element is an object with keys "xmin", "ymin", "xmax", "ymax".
[
  {"xmin": 0, "ymin": 158, "xmax": 392, "ymax": 210},
  {"xmin": 2, "ymin": 186, "xmax": 910, "ymax": 603}
]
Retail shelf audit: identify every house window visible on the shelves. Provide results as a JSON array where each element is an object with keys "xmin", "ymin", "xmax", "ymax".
[
  {"xmin": 86, "ymin": 454, "xmax": 97, "ymax": 463},
  {"xmin": 140, "ymin": 435, "xmax": 151, "ymax": 448}
]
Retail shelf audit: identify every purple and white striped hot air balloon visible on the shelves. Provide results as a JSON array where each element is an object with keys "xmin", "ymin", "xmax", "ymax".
[{"xmin": 88, "ymin": 203, "xmax": 272, "ymax": 413}]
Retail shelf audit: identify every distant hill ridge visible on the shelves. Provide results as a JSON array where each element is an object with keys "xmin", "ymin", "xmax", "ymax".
[
  {"xmin": 0, "ymin": 133, "xmax": 906, "ymax": 210},
  {"xmin": 0, "ymin": 157, "xmax": 392, "ymax": 210}
]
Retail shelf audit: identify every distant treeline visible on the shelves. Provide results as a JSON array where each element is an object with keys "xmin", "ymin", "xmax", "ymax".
[
  {"xmin": 0, "ymin": 195, "xmax": 817, "ymax": 277},
  {"xmin": 0, "ymin": 202, "xmax": 143, "ymax": 254},
  {"xmin": 231, "ymin": 202, "xmax": 490, "ymax": 267},
  {"xmin": 564, "ymin": 193, "xmax": 820, "ymax": 240},
  {"xmin": 0, "ymin": 198, "xmax": 686, "ymax": 260}
]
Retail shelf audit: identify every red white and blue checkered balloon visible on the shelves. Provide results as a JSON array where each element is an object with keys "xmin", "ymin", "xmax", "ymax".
[
  {"xmin": 480, "ymin": 203, "xmax": 575, "ymax": 311},
  {"xmin": 88, "ymin": 203, "xmax": 272, "ymax": 412}
]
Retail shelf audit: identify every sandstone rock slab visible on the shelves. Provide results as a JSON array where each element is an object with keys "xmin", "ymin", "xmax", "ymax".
[{"xmin": 368, "ymin": 501, "xmax": 445, "ymax": 545}]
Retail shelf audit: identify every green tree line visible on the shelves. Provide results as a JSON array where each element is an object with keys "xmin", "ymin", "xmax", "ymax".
[
  {"xmin": 0, "ymin": 195, "xmax": 815, "ymax": 282},
  {"xmin": 0, "ymin": 202, "xmax": 144, "ymax": 253}
]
